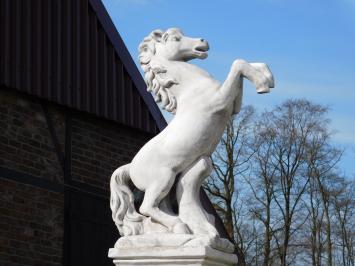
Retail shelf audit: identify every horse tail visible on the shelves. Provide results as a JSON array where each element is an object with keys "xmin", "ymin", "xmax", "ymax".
[{"xmin": 110, "ymin": 164, "xmax": 144, "ymax": 236}]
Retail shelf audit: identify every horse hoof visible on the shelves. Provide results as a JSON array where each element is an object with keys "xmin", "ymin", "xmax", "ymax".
[
  {"xmin": 173, "ymin": 223, "xmax": 191, "ymax": 234},
  {"xmin": 251, "ymin": 62, "xmax": 275, "ymax": 89},
  {"xmin": 256, "ymin": 86, "xmax": 270, "ymax": 94}
]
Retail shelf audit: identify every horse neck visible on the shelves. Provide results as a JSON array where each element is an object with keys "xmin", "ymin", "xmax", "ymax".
[
  {"xmin": 173, "ymin": 62, "xmax": 204, "ymax": 104},
  {"xmin": 150, "ymin": 57, "xmax": 217, "ymax": 113},
  {"xmin": 166, "ymin": 59, "xmax": 207, "ymax": 78},
  {"xmin": 153, "ymin": 56, "xmax": 208, "ymax": 79},
  {"xmin": 150, "ymin": 58, "xmax": 187, "ymax": 99}
]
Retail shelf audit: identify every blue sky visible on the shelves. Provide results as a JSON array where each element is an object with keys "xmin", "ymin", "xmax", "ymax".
[{"xmin": 102, "ymin": 0, "xmax": 355, "ymax": 176}]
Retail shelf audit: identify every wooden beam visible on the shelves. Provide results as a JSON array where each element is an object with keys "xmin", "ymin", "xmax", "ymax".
[{"xmin": 0, "ymin": 166, "xmax": 63, "ymax": 193}]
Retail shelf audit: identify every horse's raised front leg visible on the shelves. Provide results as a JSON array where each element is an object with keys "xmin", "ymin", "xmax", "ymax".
[{"xmin": 220, "ymin": 59, "xmax": 274, "ymax": 114}]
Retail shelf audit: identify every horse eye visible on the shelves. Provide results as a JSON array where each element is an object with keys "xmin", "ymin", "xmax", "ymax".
[{"xmin": 171, "ymin": 36, "xmax": 180, "ymax": 41}]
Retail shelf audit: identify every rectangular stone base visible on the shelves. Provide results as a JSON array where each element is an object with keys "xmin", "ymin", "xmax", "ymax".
[{"xmin": 108, "ymin": 246, "xmax": 237, "ymax": 266}]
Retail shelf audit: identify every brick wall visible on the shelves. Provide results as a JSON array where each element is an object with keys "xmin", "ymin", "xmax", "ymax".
[
  {"xmin": 0, "ymin": 178, "xmax": 64, "ymax": 266},
  {"xmin": 0, "ymin": 88, "xmax": 156, "ymax": 265},
  {"xmin": 70, "ymin": 116, "xmax": 151, "ymax": 191},
  {"xmin": 0, "ymin": 89, "xmax": 65, "ymax": 184}
]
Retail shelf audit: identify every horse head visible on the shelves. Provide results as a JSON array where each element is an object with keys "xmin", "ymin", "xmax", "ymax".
[
  {"xmin": 155, "ymin": 28, "xmax": 209, "ymax": 61},
  {"xmin": 139, "ymin": 28, "xmax": 209, "ymax": 113}
]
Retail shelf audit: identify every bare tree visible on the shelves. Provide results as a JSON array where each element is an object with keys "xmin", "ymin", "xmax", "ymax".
[
  {"xmin": 305, "ymin": 172, "xmax": 325, "ymax": 266},
  {"xmin": 205, "ymin": 99, "xmax": 354, "ymax": 266},
  {"xmin": 333, "ymin": 179, "xmax": 355, "ymax": 266},
  {"xmin": 245, "ymin": 127, "xmax": 278, "ymax": 266},
  {"xmin": 254, "ymin": 99, "xmax": 331, "ymax": 265},
  {"xmin": 305, "ymin": 122, "xmax": 343, "ymax": 266}
]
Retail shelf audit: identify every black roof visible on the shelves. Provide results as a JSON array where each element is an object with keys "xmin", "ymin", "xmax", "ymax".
[{"xmin": 0, "ymin": 0, "xmax": 167, "ymax": 134}]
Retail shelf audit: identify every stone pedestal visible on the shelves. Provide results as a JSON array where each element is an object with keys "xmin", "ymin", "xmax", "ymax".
[
  {"xmin": 108, "ymin": 246, "xmax": 237, "ymax": 265},
  {"xmin": 108, "ymin": 234, "xmax": 237, "ymax": 266}
]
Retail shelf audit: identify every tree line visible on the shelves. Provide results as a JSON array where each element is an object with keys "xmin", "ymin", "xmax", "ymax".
[{"xmin": 204, "ymin": 99, "xmax": 355, "ymax": 266}]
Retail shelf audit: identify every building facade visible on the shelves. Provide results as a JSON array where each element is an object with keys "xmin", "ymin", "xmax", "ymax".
[{"xmin": 0, "ymin": 0, "xmax": 228, "ymax": 265}]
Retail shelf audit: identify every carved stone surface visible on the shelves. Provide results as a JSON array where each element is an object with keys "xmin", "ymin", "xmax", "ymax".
[
  {"xmin": 109, "ymin": 246, "xmax": 237, "ymax": 266},
  {"xmin": 112, "ymin": 234, "xmax": 235, "ymax": 253},
  {"xmin": 109, "ymin": 27, "xmax": 274, "ymax": 265}
]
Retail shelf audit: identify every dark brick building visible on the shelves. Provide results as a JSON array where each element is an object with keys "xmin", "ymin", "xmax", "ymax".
[
  {"xmin": 0, "ymin": 0, "xmax": 228, "ymax": 265},
  {"xmin": 0, "ymin": 87, "xmax": 162, "ymax": 265},
  {"xmin": 0, "ymin": 0, "xmax": 166, "ymax": 265}
]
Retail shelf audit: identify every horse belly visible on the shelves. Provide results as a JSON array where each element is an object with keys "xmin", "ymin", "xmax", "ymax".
[
  {"xmin": 129, "ymin": 110, "xmax": 229, "ymax": 190},
  {"xmin": 129, "ymin": 135, "xmax": 186, "ymax": 191},
  {"xmin": 164, "ymin": 112, "xmax": 229, "ymax": 158}
]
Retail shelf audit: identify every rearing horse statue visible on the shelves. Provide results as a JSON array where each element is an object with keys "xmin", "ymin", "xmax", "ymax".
[{"xmin": 110, "ymin": 28, "xmax": 274, "ymax": 239}]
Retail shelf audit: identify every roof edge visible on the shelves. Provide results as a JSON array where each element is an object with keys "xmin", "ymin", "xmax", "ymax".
[{"xmin": 89, "ymin": 0, "xmax": 167, "ymax": 132}]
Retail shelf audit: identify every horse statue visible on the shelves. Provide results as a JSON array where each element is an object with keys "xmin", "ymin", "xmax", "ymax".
[{"xmin": 110, "ymin": 28, "xmax": 274, "ymax": 245}]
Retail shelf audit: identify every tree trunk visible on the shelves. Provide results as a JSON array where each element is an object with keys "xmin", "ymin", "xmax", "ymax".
[
  {"xmin": 235, "ymin": 246, "xmax": 246, "ymax": 266},
  {"xmin": 263, "ymin": 198, "xmax": 271, "ymax": 266},
  {"xmin": 280, "ymin": 202, "xmax": 291, "ymax": 266},
  {"xmin": 324, "ymin": 208, "xmax": 332, "ymax": 266}
]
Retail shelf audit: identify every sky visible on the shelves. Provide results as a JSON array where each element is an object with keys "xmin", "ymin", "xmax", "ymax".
[{"xmin": 101, "ymin": 0, "xmax": 355, "ymax": 176}]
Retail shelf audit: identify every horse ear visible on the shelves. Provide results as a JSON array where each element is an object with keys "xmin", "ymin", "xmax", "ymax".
[
  {"xmin": 162, "ymin": 32, "xmax": 169, "ymax": 43},
  {"xmin": 151, "ymin": 30, "xmax": 163, "ymax": 42}
]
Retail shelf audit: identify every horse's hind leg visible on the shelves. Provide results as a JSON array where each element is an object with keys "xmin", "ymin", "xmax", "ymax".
[
  {"xmin": 139, "ymin": 167, "xmax": 190, "ymax": 234},
  {"xmin": 159, "ymin": 196, "xmax": 175, "ymax": 216},
  {"xmin": 176, "ymin": 157, "xmax": 218, "ymax": 236}
]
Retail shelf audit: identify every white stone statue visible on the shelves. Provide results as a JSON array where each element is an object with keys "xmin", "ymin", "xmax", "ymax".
[{"xmin": 109, "ymin": 28, "xmax": 274, "ymax": 265}]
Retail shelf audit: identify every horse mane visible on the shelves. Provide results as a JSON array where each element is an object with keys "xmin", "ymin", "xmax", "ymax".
[{"xmin": 138, "ymin": 29, "xmax": 180, "ymax": 113}]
